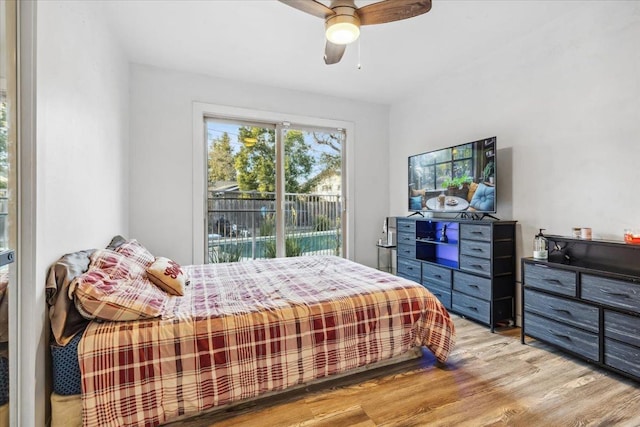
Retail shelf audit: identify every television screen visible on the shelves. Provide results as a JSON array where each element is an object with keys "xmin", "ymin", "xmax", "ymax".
[{"xmin": 408, "ymin": 136, "xmax": 496, "ymax": 215}]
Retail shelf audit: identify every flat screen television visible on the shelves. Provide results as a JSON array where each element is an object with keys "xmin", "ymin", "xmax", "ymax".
[{"xmin": 408, "ymin": 136, "xmax": 497, "ymax": 217}]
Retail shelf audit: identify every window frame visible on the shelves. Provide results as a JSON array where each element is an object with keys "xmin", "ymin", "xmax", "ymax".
[{"xmin": 192, "ymin": 102, "xmax": 354, "ymax": 264}]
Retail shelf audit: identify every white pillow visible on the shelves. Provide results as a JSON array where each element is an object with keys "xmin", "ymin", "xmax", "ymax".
[{"xmin": 146, "ymin": 257, "xmax": 188, "ymax": 296}]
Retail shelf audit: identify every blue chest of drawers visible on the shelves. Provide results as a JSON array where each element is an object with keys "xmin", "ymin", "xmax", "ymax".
[
  {"xmin": 396, "ymin": 217, "xmax": 517, "ymax": 332},
  {"xmin": 522, "ymin": 235, "xmax": 640, "ymax": 382}
]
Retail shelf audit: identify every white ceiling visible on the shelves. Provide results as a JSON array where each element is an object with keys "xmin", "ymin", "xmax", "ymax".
[{"xmin": 97, "ymin": 0, "xmax": 578, "ymax": 105}]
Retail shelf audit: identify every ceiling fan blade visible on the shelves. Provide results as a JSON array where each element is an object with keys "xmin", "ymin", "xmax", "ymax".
[
  {"xmin": 324, "ymin": 41, "xmax": 346, "ymax": 65},
  {"xmin": 277, "ymin": 0, "xmax": 336, "ymax": 20},
  {"xmin": 358, "ymin": 0, "xmax": 432, "ymax": 26}
]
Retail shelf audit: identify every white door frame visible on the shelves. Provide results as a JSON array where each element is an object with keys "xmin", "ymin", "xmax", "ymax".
[{"xmin": 13, "ymin": 1, "xmax": 37, "ymax": 425}]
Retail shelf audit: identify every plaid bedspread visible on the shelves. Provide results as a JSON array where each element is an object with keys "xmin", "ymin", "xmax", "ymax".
[{"xmin": 79, "ymin": 256, "xmax": 455, "ymax": 427}]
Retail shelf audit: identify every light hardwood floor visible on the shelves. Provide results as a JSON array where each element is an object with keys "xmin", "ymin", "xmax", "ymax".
[{"xmin": 167, "ymin": 315, "xmax": 640, "ymax": 427}]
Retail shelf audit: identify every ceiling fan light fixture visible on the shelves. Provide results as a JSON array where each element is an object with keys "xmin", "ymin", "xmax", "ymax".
[
  {"xmin": 325, "ymin": 14, "xmax": 360, "ymax": 45},
  {"xmin": 277, "ymin": 0, "xmax": 432, "ymax": 65}
]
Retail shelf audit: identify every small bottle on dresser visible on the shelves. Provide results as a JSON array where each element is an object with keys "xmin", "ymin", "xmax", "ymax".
[{"xmin": 533, "ymin": 229, "xmax": 548, "ymax": 260}]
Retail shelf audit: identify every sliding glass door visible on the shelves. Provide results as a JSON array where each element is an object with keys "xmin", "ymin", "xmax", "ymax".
[
  {"xmin": 281, "ymin": 125, "xmax": 343, "ymax": 258},
  {"xmin": 205, "ymin": 118, "xmax": 345, "ymax": 262}
]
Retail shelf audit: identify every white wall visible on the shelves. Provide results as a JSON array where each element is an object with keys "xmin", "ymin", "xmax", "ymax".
[
  {"xmin": 389, "ymin": 2, "xmax": 640, "ymax": 321},
  {"xmin": 30, "ymin": 2, "xmax": 130, "ymax": 425},
  {"xmin": 129, "ymin": 64, "xmax": 389, "ymax": 267}
]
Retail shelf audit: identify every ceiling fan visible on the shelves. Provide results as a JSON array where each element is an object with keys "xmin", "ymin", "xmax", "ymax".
[{"xmin": 278, "ymin": 0, "xmax": 432, "ymax": 65}]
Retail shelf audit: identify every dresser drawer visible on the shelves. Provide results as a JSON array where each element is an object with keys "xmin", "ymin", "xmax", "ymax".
[
  {"xmin": 525, "ymin": 312, "xmax": 599, "ymax": 361},
  {"xmin": 581, "ymin": 274, "xmax": 640, "ymax": 312},
  {"xmin": 396, "ymin": 243, "xmax": 416, "ymax": 260},
  {"xmin": 397, "ymin": 257, "xmax": 420, "ymax": 282},
  {"xmin": 397, "ymin": 230, "xmax": 415, "ymax": 245},
  {"xmin": 604, "ymin": 310, "xmax": 640, "ymax": 348},
  {"xmin": 523, "ymin": 263, "xmax": 577, "ymax": 297},
  {"xmin": 422, "ymin": 263, "xmax": 451, "ymax": 288},
  {"xmin": 604, "ymin": 338, "xmax": 640, "ymax": 379},
  {"xmin": 460, "ymin": 239, "xmax": 491, "ymax": 259},
  {"xmin": 460, "ymin": 255, "xmax": 491, "ymax": 276},
  {"xmin": 452, "ymin": 292, "xmax": 490, "ymax": 324},
  {"xmin": 453, "ymin": 271, "xmax": 491, "ymax": 300},
  {"xmin": 396, "ymin": 219, "xmax": 416, "ymax": 234},
  {"xmin": 423, "ymin": 283, "xmax": 451, "ymax": 310},
  {"xmin": 460, "ymin": 224, "xmax": 491, "ymax": 242},
  {"xmin": 524, "ymin": 289, "xmax": 598, "ymax": 333}
]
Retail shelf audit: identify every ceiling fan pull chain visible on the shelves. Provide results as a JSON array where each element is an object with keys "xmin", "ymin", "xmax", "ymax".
[{"xmin": 357, "ymin": 37, "xmax": 362, "ymax": 70}]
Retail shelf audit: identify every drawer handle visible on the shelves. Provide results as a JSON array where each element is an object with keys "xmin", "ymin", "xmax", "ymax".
[
  {"xmin": 471, "ymin": 231, "xmax": 483, "ymax": 235},
  {"xmin": 403, "ymin": 250, "xmax": 411, "ymax": 254},
  {"xmin": 434, "ymin": 274, "xmax": 442, "ymax": 279},
  {"xmin": 471, "ymin": 264, "xmax": 485, "ymax": 269},
  {"xmin": 465, "ymin": 305, "xmax": 479, "ymax": 312},
  {"xmin": 551, "ymin": 307, "xmax": 572, "ymax": 316},
  {"xmin": 407, "ymin": 267, "xmax": 414, "ymax": 271},
  {"xmin": 469, "ymin": 284, "xmax": 479, "ymax": 289},
  {"xmin": 403, "ymin": 237, "xmax": 411, "ymax": 241},
  {"xmin": 549, "ymin": 330, "xmax": 572, "ymax": 342},
  {"xmin": 471, "ymin": 248, "xmax": 484, "ymax": 252},
  {"xmin": 544, "ymin": 279, "xmax": 562, "ymax": 284},
  {"xmin": 600, "ymin": 289, "xmax": 630, "ymax": 299}
]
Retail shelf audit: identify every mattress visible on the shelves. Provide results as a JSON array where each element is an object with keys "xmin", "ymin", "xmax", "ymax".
[
  {"xmin": 0, "ymin": 401, "xmax": 7, "ymax": 427},
  {"xmin": 77, "ymin": 255, "xmax": 455, "ymax": 427}
]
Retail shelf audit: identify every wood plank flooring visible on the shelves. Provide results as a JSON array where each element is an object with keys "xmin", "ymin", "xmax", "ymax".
[{"xmin": 165, "ymin": 315, "xmax": 640, "ymax": 426}]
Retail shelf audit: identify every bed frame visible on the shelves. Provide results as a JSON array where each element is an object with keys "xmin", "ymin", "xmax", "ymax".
[
  {"xmin": 50, "ymin": 347, "xmax": 423, "ymax": 427},
  {"xmin": 0, "ymin": 403, "xmax": 7, "ymax": 427}
]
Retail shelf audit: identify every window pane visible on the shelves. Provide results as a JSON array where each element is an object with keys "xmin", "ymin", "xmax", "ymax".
[
  {"xmin": 433, "ymin": 148, "xmax": 451, "ymax": 163},
  {"xmin": 283, "ymin": 127, "xmax": 343, "ymax": 257},
  {"xmin": 423, "ymin": 165, "xmax": 436, "ymax": 190},
  {"xmin": 453, "ymin": 159, "xmax": 473, "ymax": 178},
  {"xmin": 452, "ymin": 143, "xmax": 472, "ymax": 160},
  {"xmin": 436, "ymin": 163, "xmax": 452, "ymax": 189},
  {"xmin": 206, "ymin": 119, "xmax": 276, "ymax": 262}
]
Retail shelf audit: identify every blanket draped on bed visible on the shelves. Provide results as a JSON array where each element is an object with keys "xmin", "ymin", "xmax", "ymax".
[{"xmin": 78, "ymin": 256, "xmax": 455, "ymax": 427}]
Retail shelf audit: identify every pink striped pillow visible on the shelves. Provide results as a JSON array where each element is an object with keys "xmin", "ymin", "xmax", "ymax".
[
  {"xmin": 71, "ymin": 247, "xmax": 167, "ymax": 321},
  {"xmin": 89, "ymin": 249, "xmax": 145, "ymax": 279},
  {"xmin": 72, "ymin": 270, "xmax": 167, "ymax": 321},
  {"xmin": 114, "ymin": 239, "xmax": 155, "ymax": 269}
]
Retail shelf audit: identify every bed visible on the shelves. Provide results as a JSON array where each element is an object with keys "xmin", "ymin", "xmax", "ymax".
[{"xmin": 46, "ymin": 237, "xmax": 456, "ymax": 427}]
